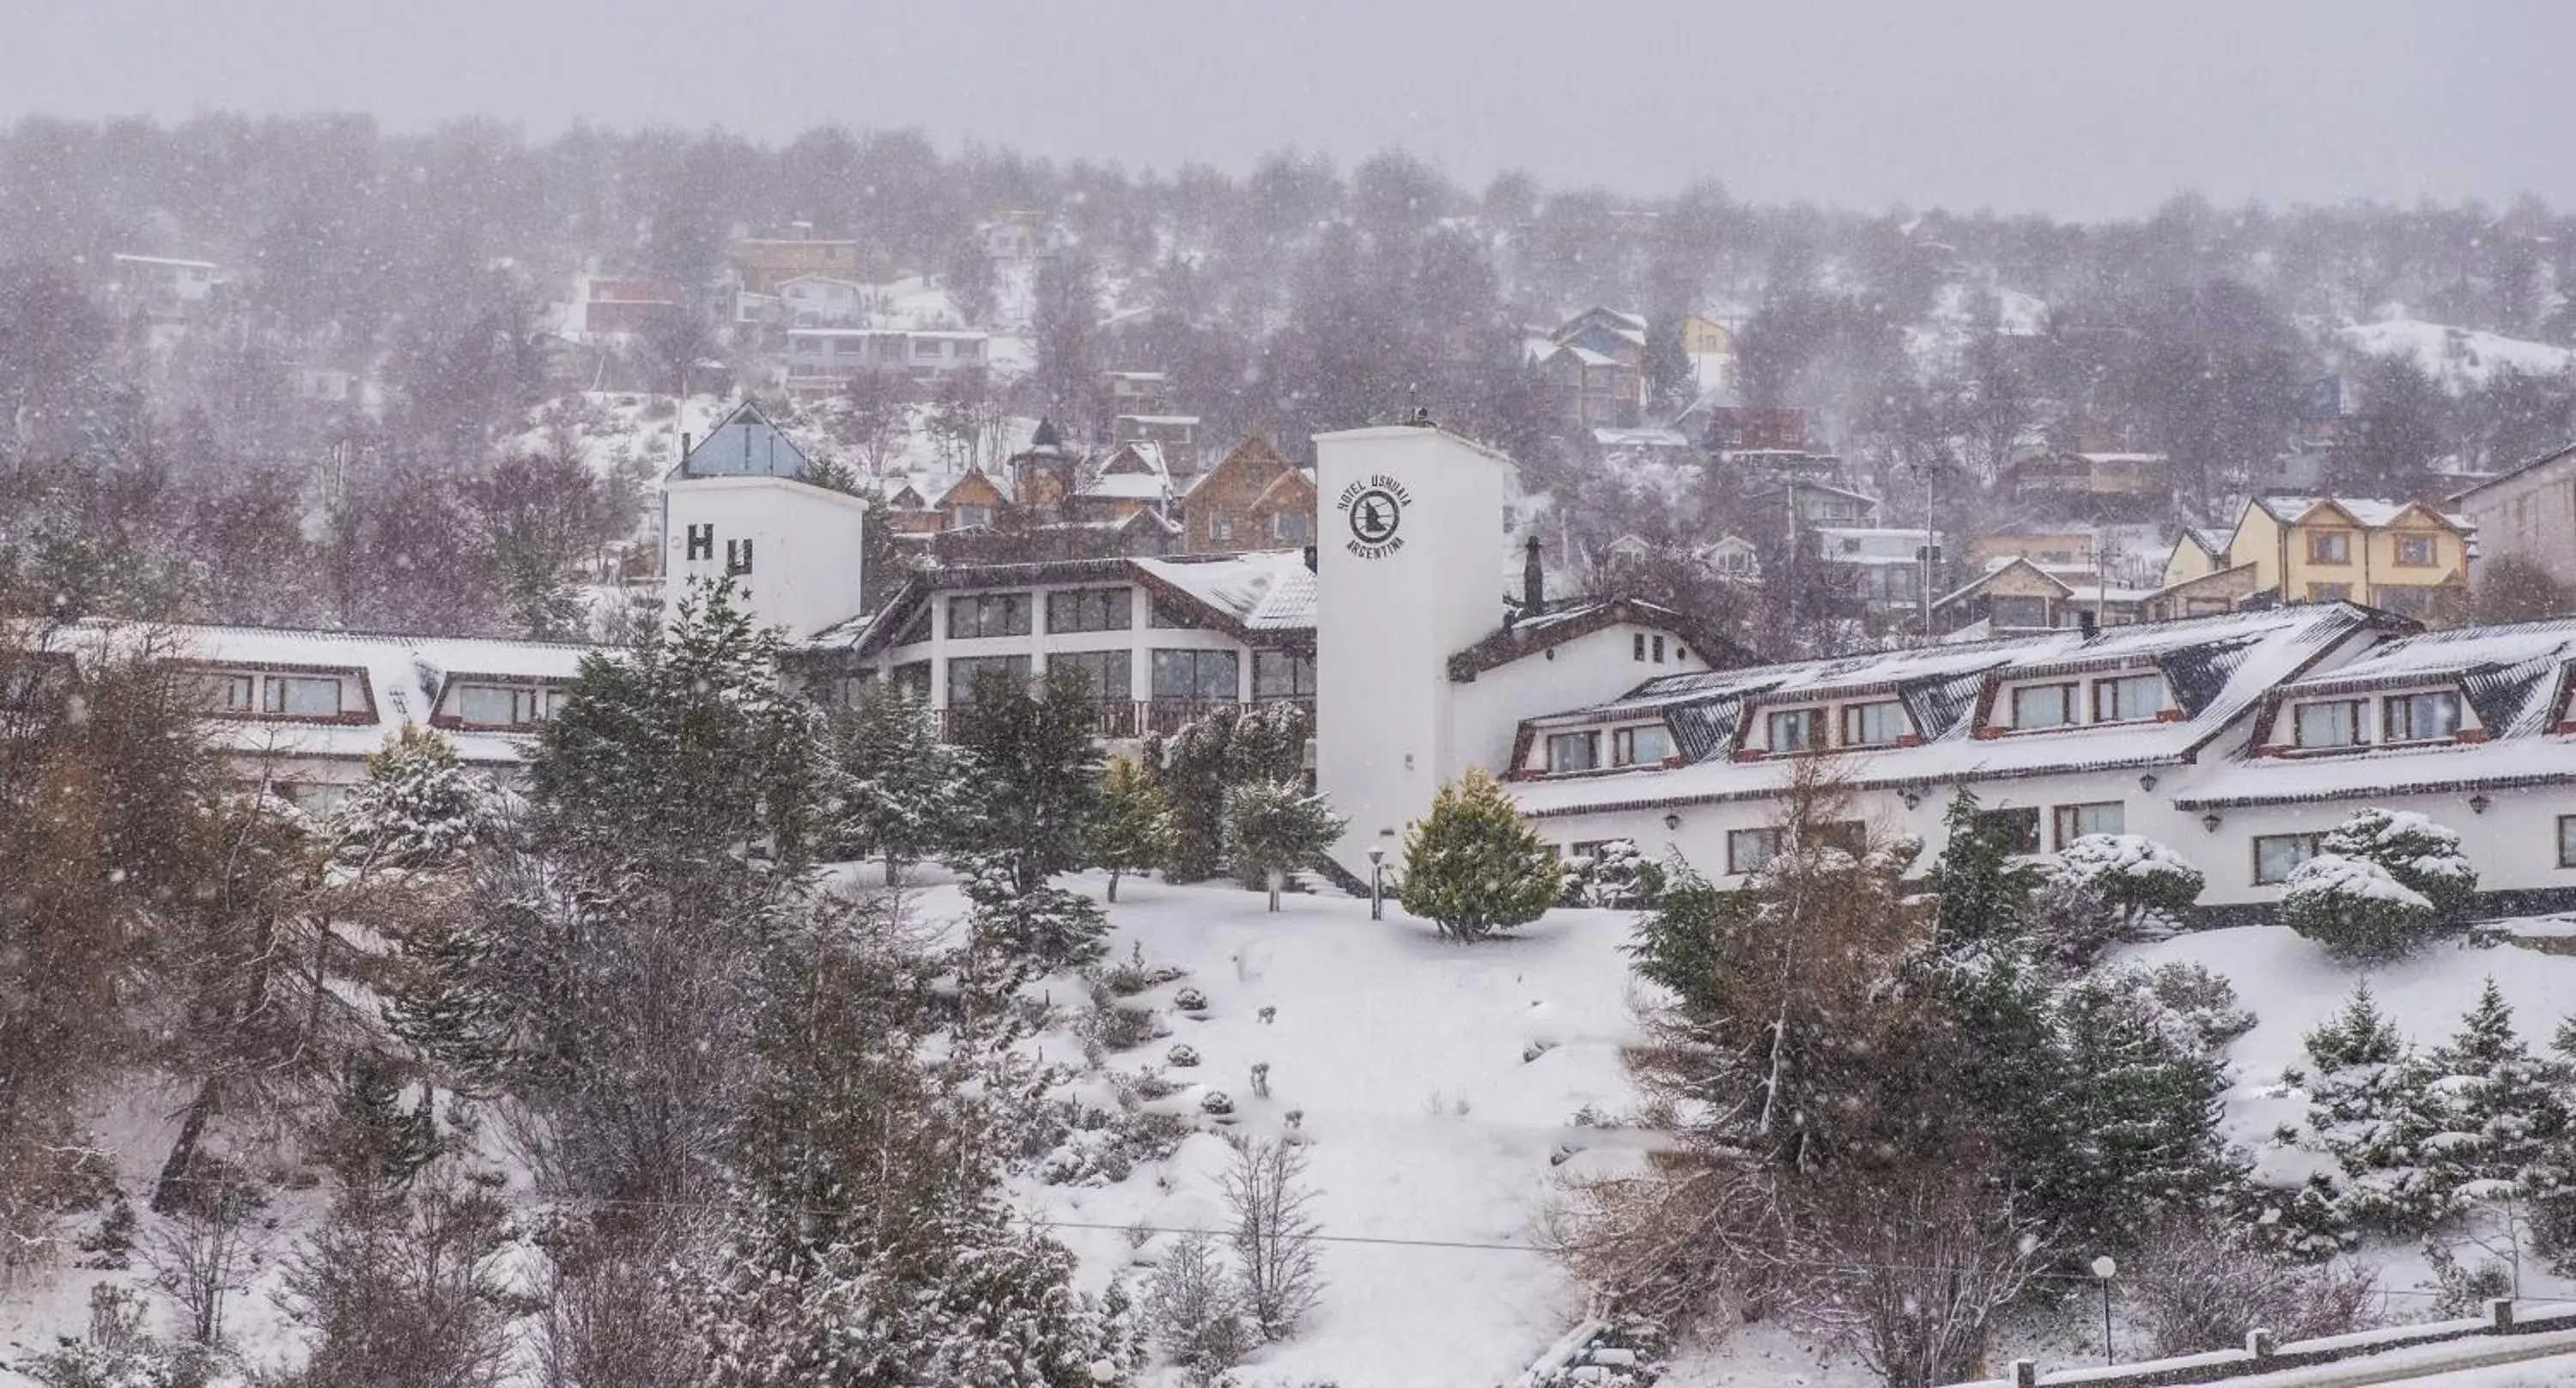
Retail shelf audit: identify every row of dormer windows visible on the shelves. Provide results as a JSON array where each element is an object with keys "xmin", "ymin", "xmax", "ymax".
[
  {"xmin": 197, "ymin": 672, "xmax": 345, "ymax": 717},
  {"xmin": 1545, "ymin": 722, "xmax": 1676, "ymax": 773},
  {"xmin": 1999, "ymin": 672, "xmax": 2167, "ymax": 730}
]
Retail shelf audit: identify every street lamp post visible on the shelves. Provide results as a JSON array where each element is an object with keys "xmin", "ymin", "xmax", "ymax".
[
  {"xmin": 2092, "ymin": 1255, "xmax": 2118, "ymax": 1366},
  {"xmin": 1367, "ymin": 846, "xmax": 1386, "ymax": 921}
]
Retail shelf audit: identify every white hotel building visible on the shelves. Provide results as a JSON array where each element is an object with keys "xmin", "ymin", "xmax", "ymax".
[{"xmin": 54, "ymin": 406, "xmax": 2576, "ymax": 917}]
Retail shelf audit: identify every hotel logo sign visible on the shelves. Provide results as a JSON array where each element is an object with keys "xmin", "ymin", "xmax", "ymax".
[{"xmin": 1337, "ymin": 473, "xmax": 1411, "ymax": 560}]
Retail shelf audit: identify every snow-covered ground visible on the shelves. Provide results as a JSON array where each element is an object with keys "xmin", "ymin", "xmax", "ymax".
[{"xmin": 2338, "ymin": 318, "xmax": 2576, "ymax": 393}]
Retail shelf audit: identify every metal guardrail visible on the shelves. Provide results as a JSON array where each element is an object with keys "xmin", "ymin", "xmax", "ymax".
[{"xmin": 1945, "ymin": 1298, "xmax": 2576, "ymax": 1388}]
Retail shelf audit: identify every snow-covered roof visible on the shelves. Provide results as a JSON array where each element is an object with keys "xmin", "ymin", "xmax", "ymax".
[
  {"xmin": 1133, "ymin": 551, "xmax": 1315, "ymax": 631},
  {"xmin": 2251, "ymin": 496, "xmax": 2470, "ymax": 531},
  {"xmin": 1591, "ymin": 427, "xmax": 1692, "ymax": 449},
  {"xmin": 1510, "ymin": 604, "xmax": 2388, "ymax": 819},
  {"xmin": 824, "ymin": 551, "xmax": 1320, "ymax": 657},
  {"xmin": 1079, "ymin": 472, "xmax": 1171, "ymax": 501}
]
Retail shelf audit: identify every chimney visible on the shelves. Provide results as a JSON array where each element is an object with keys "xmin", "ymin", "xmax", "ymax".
[
  {"xmin": 680, "ymin": 432, "xmax": 693, "ymax": 473},
  {"xmin": 2077, "ymin": 610, "xmax": 2099, "ymax": 638},
  {"xmin": 1523, "ymin": 535, "xmax": 1545, "ymax": 613}
]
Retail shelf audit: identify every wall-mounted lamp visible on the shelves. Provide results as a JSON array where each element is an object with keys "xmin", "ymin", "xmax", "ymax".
[
  {"xmin": 1663, "ymin": 813, "xmax": 1683, "ymax": 831},
  {"xmin": 2138, "ymin": 773, "xmax": 2159, "ymax": 792},
  {"xmin": 1899, "ymin": 788, "xmax": 1923, "ymax": 810},
  {"xmin": 2470, "ymin": 794, "xmax": 2493, "ymax": 816},
  {"xmin": 2201, "ymin": 812, "xmax": 2224, "ymax": 833}
]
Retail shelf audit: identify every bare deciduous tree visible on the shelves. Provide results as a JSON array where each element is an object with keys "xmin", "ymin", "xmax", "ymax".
[
  {"xmin": 1224, "ymin": 1135, "xmax": 1323, "ymax": 1341},
  {"xmin": 143, "ymin": 1166, "xmax": 268, "ymax": 1352},
  {"xmin": 2129, "ymin": 1212, "xmax": 2379, "ymax": 1356}
]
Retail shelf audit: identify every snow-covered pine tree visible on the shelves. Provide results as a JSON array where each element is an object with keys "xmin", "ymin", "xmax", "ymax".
[
  {"xmin": 331, "ymin": 725, "xmax": 497, "ymax": 871},
  {"xmin": 2294, "ymin": 983, "xmax": 2449, "ymax": 1235},
  {"xmin": 827, "ymin": 680, "xmax": 971, "ymax": 884},
  {"xmin": 2319, "ymin": 807, "xmax": 2480, "ymax": 929},
  {"xmin": 2421, "ymin": 980, "xmax": 2573, "ymax": 1210},
  {"xmin": 958, "ymin": 855, "xmax": 1111, "ymax": 970},
  {"xmin": 1145, "ymin": 701, "xmax": 1310, "ymax": 884},
  {"xmin": 2282, "ymin": 852, "xmax": 2439, "ymax": 959},
  {"xmin": 1087, "ymin": 756, "xmax": 1174, "ymax": 903},
  {"xmin": 1397, "ymin": 768, "xmax": 1558, "ymax": 941},
  {"xmin": 1221, "ymin": 778, "xmax": 1347, "ymax": 911},
  {"xmin": 948, "ymin": 662, "xmax": 1105, "ymax": 896},
  {"xmin": 1925, "ymin": 788, "xmax": 2041, "ymax": 949}
]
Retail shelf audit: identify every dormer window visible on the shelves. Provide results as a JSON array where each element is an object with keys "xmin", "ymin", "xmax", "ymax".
[
  {"xmin": 264, "ymin": 676, "xmax": 343, "ymax": 716},
  {"xmin": 2009, "ymin": 683, "xmax": 2077, "ymax": 729},
  {"xmin": 1613, "ymin": 724, "xmax": 1674, "ymax": 766},
  {"xmin": 1547, "ymin": 731, "xmax": 1602, "ymax": 772},
  {"xmin": 2293, "ymin": 699, "xmax": 2366, "ymax": 748},
  {"xmin": 1767, "ymin": 708, "xmax": 1828, "ymax": 752},
  {"xmin": 2093, "ymin": 673, "xmax": 2165, "ymax": 722},
  {"xmin": 457, "ymin": 684, "xmax": 562, "ymax": 727},
  {"xmin": 2383, "ymin": 691, "xmax": 2460, "ymax": 743},
  {"xmin": 1841, "ymin": 701, "xmax": 1907, "ymax": 746}
]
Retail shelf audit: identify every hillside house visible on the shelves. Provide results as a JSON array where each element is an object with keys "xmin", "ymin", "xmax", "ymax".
[
  {"xmin": 1181, "ymin": 436, "xmax": 1314, "ymax": 553},
  {"xmin": 784, "ymin": 327, "xmax": 990, "ymax": 394},
  {"xmin": 735, "ymin": 232, "xmax": 862, "ymax": 293},
  {"xmin": 2451, "ymin": 441, "xmax": 2576, "ymax": 592},
  {"xmin": 2226, "ymin": 495, "xmax": 2473, "ymax": 618}
]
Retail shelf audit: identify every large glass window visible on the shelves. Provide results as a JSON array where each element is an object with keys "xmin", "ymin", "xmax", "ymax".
[
  {"xmin": 1150, "ymin": 648, "xmax": 1239, "ymax": 702},
  {"xmin": 457, "ymin": 685, "xmax": 549, "ymax": 726},
  {"xmin": 2560, "ymin": 816, "xmax": 2576, "ymax": 869},
  {"xmin": 1767, "ymin": 708, "xmax": 1828, "ymax": 752},
  {"xmin": 1990, "ymin": 595, "xmax": 2050, "ymax": 630},
  {"xmin": 1046, "ymin": 587, "xmax": 1133, "ymax": 634},
  {"xmin": 2383, "ymin": 691, "xmax": 2461, "ymax": 743},
  {"xmin": 200, "ymin": 673, "xmax": 256, "ymax": 712},
  {"xmin": 947, "ymin": 593, "xmax": 1031, "ymax": 638},
  {"xmin": 2094, "ymin": 674, "xmax": 2166, "ymax": 722},
  {"xmin": 1150, "ymin": 597, "xmax": 1205, "ymax": 630},
  {"xmin": 946, "ymin": 654, "xmax": 1030, "ymax": 706},
  {"xmin": 264, "ymin": 676, "xmax": 343, "ymax": 716},
  {"xmin": 1977, "ymin": 807, "xmax": 2042, "ymax": 855},
  {"xmin": 1252, "ymin": 650, "xmax": 1315, "ymax": 701},
  {"xmin": 1048, "ymin": 649, "xmax": 1132, "ymax": 702},
  {"xmin": 891, "ymin": 661, "xmax": 933, "ymax": 697},
  {"xmin": 1613, "ymin": 723, "xmax": 1674, "ymax": 765},
  {"xmin": 2052, "ymin": 801, "xmax": 2124, "ymax": 847},
  {"xmin": 2255, "ymin": 832, "xmax": 2324, "ymax": 886},
  {"xmin": 2292, "ymin": 700, "xmax": 2366, "ymax": 748},
  {"xmin": 2009, "ymin": 684, "xmax": 2077, "ymax": 728},
  {"xmin": 1841, "ymin": 701, "xmax": 1908, "ymax": 746},
  {"xmin": 1727, "ymin": 827, "xmax": 1780, "ymax": 875},
  {"xmin": 1546, "ymin": 731, "xmax": 1601, "ymax": 773}
]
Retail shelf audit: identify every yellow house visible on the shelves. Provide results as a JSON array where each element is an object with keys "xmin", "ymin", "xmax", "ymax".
[
  {"xmin": 2159, "ymin": 527, "xmax": 2232, "ymax": 589},
  {"xmin": 2223, "ymin": 496, "xmax": 2473, "ymax": 620},
  {"xmin": 1681, "ymin": 314, "xmax": 1733, "ymax": 357}
]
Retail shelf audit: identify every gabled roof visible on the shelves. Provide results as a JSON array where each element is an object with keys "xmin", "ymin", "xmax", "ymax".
[
  {"xmin": 2248, "ymin": 495, "xmax": 2470, "ymax": 532},
  {"xmin": 1445, "ymin": 598, "xmax": 1759, "ymax": 683},
  {"xmin": 671, "ymin": 400, "xmax": 812, "ymax": 481},
  {"xmin": 1932, "ymin": 556, "xmax": 2075, "ymax": 611},
  {"xmin": 2450, "ymin": 440, "xmax": 2576, "ymax": 501},
  {"xmin": 823, "ymin": 551, "xmax": 1317, "ymax": 659}
]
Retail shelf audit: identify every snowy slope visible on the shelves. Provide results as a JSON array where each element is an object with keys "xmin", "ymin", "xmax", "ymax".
[
  {"xmin": 987, "ymin": 874, "xmax": 1654, "ymax": 1388},
  {"xmin": 2338, "ymin": 319, "xmax": 2576, "ymax": 393}
]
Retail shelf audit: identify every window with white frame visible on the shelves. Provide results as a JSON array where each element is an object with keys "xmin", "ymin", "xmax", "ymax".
[
  {"xmin": 2052, "ymin": 801, "xmax": 2124, "ymax": 847},
  {"xmin": 2560, "ymin": 815, "xmax": 2576, "ymax": 869},
  {"xmin": 457, "ymin": 684, "xmax": 552, "ymax": 727},
  {"xmin": 1045, "ymin": 587, "xmax": 1132, "ymax": 634},
  {"xmin": 947, "ymin": 654, "xmax": 1031, "ymax": 706},
  {"xmin": 2383, "ymin": 691, "xmax": 2461, "ymax": 743},
  {"xmin": 264, "ymin": 675, "xmax": 343, "ymax": 716},
  {"xmin": 1767, "ymin": 708, "xmax": 1829, "ymax": 752},
  {"xmin": 2292, "ymin": 699, "xmax": 2366, "ymax": 748},
  {"xmin": 2255, "ymin": 832, "xmax": 2324, "ymax": 885},
  {"xmin": 199, "ymin": 673, "xmax": 257, "ymax": 713},
  {"xmin": 1150, "ymin": 648, "xmax": 1239, "ymax": 702},
  {"xmin": 1546, "ymin": 730, "xmax": 1602, "ymax": 773},
  {"xmin": 2008, "ymin": 683, "xmax": 2077, "ymax": 728},
  {"xmin": 1048, "ymin": 649, "xmax": 1132, "ymax": 702},
  {"xmin": 1841, "ymin": 701, "xmax": 1908, "ymax": 746},
  {"xmin": 1252, "ymin": 650, "xmax": 1315, "ymax": 701},
  {"xmin": 1613, "ymin": 723, "xmax": 1674, "ymax": 766},
  {"xmin": 2093, "ymin": 673, "xmax": 2166, "ymax": 721}
]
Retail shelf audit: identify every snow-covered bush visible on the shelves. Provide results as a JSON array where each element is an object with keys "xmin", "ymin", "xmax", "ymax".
[
  {"xmin": 2321, "ymin": 807, "xmax": 2479, "ymax": 928},
  {"xmin": 2282, "ymin": 853, "xmax": 2437, "ymax": 959},
  {"xmin": 1088, "ymin": 1001, "xmax": 1163, "ymax": 1053},
  {"xmin": 2135, "ymin": 960, "xmax": 2257, "ymax": 1056},
  {"xmin": 962, "ymin": 862, "xmax": 1109, "ymax": 969},
  {"xmin": 2127, "ymin": 1212, "xmax": 2379, "ymax": 1356},
  {"xmin": 1036, "ymin": 1106, "xmax": 1192, "ymax": 1187},
  {"xmin": 1165, "ymin": 1044, "xmax": 1200, "ymax": 1068},
  {"xmin": 1173, "ymin": 986, "xmax": 1210, "ymax": 1014},
  {"xmin": 1222, "ymin": 778, "xmax": 1347, "ymax": 911},
  {"xmin": 1097, "ymin": 941, "xmax": 1185, "ymax": 998},
  {"xmin": 1399, "ymin": 769, "xmax": 1558, "ymax": 941},
  {"xmin": 1086, "ymin": 756, "xmax": 1174, "ymax": 903},
  {"xmin": 1199, "ymin": 1091, "xmax": 1236, "ymax": 1116},
  {"xmin": 1558, "ymin": 838, "xmax": 1668, "ymax": 909},
  {"xmin": 2037, "ymin": 833, "xmax": 2204, "ymax": 964}
]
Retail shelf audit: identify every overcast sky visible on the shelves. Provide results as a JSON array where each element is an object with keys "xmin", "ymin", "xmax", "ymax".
[{"xmin": 12, "ymin": 0, "xmax": 2570, "ymax": 219}]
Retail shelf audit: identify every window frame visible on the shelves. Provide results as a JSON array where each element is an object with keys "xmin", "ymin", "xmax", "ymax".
[
  {"xmin": 2307, "ymin": 530, "xmax": 2353, "ymax": 564},
  {"xmin": 2051, "ymin": 801, "xmax": 2124, "ymax": 849},
  {"xmin": 1044, "ymin": 587, "xmax": 1133, "ymax": 635},
  {"xmin": 2306, "ymin": 581, "xmax": 2352, "ymax": 603},
  {"xmin": 1976, "ymin": 806, "xmax": 2043, "ymax": 855},
  {"xmin": 2093, "ymin": 673, "xmax": 2166, "ymax": 723},
  {"xmin": 2291, "ymin": 698, "xmax": 2367, "ymax": 749},
  {"xmin": 1250, "ymin": 649, "xmax": 1316, "ymax": 701},
  {"xmin": 2254, "ymin": 831, "xmax": 2325, "ymax": 886},
  {"xmin": 2394, "ymin": 533, "xmax": 2439, "ymax": 568},
  {"xmin": 1612, "ymin": 722, "xmax": 1675, "ymax": 766},
  {"xmin": 1048, "ymin": 648, "xmax": 1133, "ymax": 702},
  {"xmin": 2382, "ymin": 690, "xmax": 2462, "ymax": 744},
  {"xmin": 1546, "ymin": 730, "xmax": 1603, "ymax": 774},
  {"xmin": 264, "ymin": 675, "xmax": 343, "ymax": 717},
  {"xmin": 2008, "ymin": 682, "xmax": 2078, "ymax": 730},
  {"xmin": 946, "ymin": 654, "xmax": 1032, "ymax": 707},
  {"xmin": 2560, "ymin": 815, "xmax": 2576, "ymax": 870},
  {"xmin": 1840, "ymin": 700, "xmax": 1909, "ymax": 747},
  {"xmin": 1148, "ymin": 648, "xmax": 1241, "ymax": 703},
  {"xmin": 1765, "ymin": 707, "xmax": 1829, "ymax": 752},
  {"xmin": 1727, "ymin": 826, "xmax": 1781, "ymax": 875},
  {"xmin": 947, "ymin": 592, "xmax": 1033, "ymax": 640}
]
